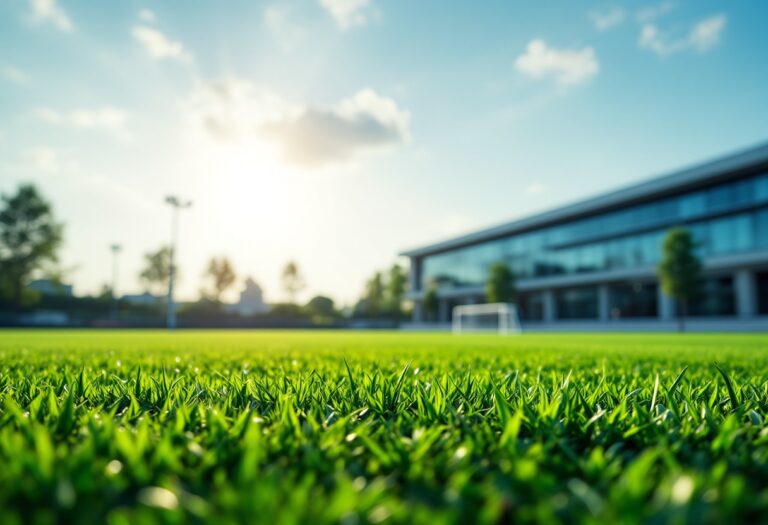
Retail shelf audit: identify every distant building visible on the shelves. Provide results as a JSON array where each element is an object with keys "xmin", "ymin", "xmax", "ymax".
[
  {"xmin": 401, "ymin": 142, "xmax": 768, "ymax": 331},
  {"xmin": 27, "ymin": 279, "xmax": 73, "ymax": 297},
  {"xmin": 121, "ymin": 292, "xmax": 161, "ymax": 306},
  {"xmin": 226, "ymin": 277, "xmax": 269, "ymax": 316}
]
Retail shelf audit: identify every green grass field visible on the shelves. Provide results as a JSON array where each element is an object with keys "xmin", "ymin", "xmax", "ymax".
[{"xmin": 1, "ymin": 330, "xmax": 768, "ymax": 524}]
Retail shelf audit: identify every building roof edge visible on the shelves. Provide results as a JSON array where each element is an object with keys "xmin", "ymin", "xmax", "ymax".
[{"xmin": 400, "ymin": 141, "xmax": 768, "ymax": 257}]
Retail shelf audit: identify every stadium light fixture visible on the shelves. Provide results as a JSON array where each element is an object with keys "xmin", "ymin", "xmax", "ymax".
[
  {"xmin": 110, "ymin": 243, "xmax": 121, "ymax": 320},
  {"xmin": 165, "ymin": 195, "xmax": 192, "ymax": 330}
]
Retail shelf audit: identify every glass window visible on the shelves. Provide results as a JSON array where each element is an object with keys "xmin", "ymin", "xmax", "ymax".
[
  {"xmin": 508, "ymin": 256, "xmax": 528, "ymax": 279},
  {"xmin": 680, "ymin": 192, "xmax": 706, "ymax": 218},
  {"xmin": 556, "ymin": 287, "xmax": 598, "ymax": 320},
  {"xmin": 708, "ymin": 214, "xmax": 753, "ymax": 254},
  {"xmin": 504, "ymin": 236, "xmax": 525, "ymax": 257},
  {"xmin": 583, "ymin": 217, "xmax": 603, "ymax": 239},
  {"xmin": 688, "ymin": 223, "xmax": 709, "ymax": 256},
  {"xmin": 732, "ymin": 179, "xmax": 754, "ymax": 206},
  {"xmin": 756, "ymin": 209, "xmax": 768, "ymax": 248},
  {"xmin": 615, "ymin": 209, "xmax": 634, "ymax": 231},
  {"xmin": 594, "ymin": 243, "xmax": 607, "ymax": 271},
  {"xmin": 528, "ymin": 233, "xmax": 544, "ymax": 252},
  {"xmin": 709, "ymin": 217, "xmax": 734, "ymax": 254},
  {"xmin": 573, "ymin": 247, "xmax": 589, "ymax": 273},
  {"xmin": 531, "ymin": 252, "xmax": 550, "ymax": 277},
  {"xmin": 653, "ymin": 199, "xmax": 678, "ymax": 225},
  {"xmin": 555, "ymin": 251, "xmax": 570, "ymax": 275},
  {"xmin": 731, "ymin": 214, "xmax": 753, "ymax": 251},
  {"xmin": 518, "ymin": 292, "xmax": 544, "ymax": 321},
  {"xmin": 627, "ymin": 236, "xmax": 644, "ymax": 266},
  {"xmin": 578, "ymin": 245, "xmax": 601, "ymax": 272},
  {"xmin": 689, "ymin": 276, "xmax": 736, "ymax": 316},
  {"xmin": 609, "ymin": 282, "xmax": 658, "ymax": 318},
  {"xmin": 757, "ymin": 272, "xmax": 768, "ymax": 315},
  {"xmin": 604, "ymin": 239, "xmax": 622, "ymax": 269},
  {"xmin": 546, "ymin": 226, "xmax": 566, "ymax": 246},
  {"xmin": 707, "ymin": 185, "xmax": 732, "ymax": 210},
  {"xmin": 420, "ymin": 177, "xmax": 768, "ymax": 292},
  {"xmin": 756, "ymin": 175, "xmax": 768, "ymax": 202},
  {"xmin": 641, "ymin": 232, "xmax": 659, "ymax": 264}
]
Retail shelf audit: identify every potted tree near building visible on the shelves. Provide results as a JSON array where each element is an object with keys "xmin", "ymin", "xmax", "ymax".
[
  {"xmin": 658, "ymin": 227, "xmax": 702, "ymax": 332},
  {"xmin": 486, "ymin": 262, "xmax": 517, "ymax": 304}
]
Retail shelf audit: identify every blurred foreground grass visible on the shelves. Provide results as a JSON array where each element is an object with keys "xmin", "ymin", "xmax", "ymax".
[{"xmin": 1, "ymin": 330, "xmax": 768, "ymax": 524}]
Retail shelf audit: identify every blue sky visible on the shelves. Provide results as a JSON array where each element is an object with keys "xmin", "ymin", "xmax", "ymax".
[{"xmin": 1, "ymin": 0, "xmax": 767, "ymax": 304}]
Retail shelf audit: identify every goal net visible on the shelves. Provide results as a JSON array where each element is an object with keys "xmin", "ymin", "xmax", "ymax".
[{"xmin": 452, "ymin": 303, "xmax": 521, "ymax": 335}]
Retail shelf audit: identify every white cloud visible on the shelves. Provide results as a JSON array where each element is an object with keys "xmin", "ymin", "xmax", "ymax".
[
  {"xmin": 590, "ymin": 8, "xmax": 625, "ymax": 31},
  {"xmin": 525, "ymin": 183, "xmax": 546, "ymax": 195},
  {"xmin": 33, "ymin": 107, "xmax": 63, "ymax": 124},
  {"xmin": 21, "ymin": 147, "xmax": 78, "ymax": 173},
  {"xmin": 636, "ymin": 1, "xmax": 675, "ymax": 23},
  {"xmin": 138, "ymin": 9, "xmax": 156, "ymax": 23},
  {"xmin": 132, "ymin": 26, "xmax": 192, "ymax": 62},
  {"xmin": 3, "ymin": 65, "xmax": 30, "ymax": 84},
  {"xmin": 34, "ymin": 107, "xmax": 127, "ymax": 134},
  {"xmin": 70, "ymin": 108, "xmax": 127, "ymax": 130},
  {"xmin": 263, "ymin": 89, "xmax": 410, "ymax": 166},
  {"xmin": 638, "ymin": 24, "xmax": 677, "ymax": 56},
  {"xmin": 185, "ymin": 79, "xmax": 409, "ymax": 167},
  {"xmin": 514, "ymin": 40, "xmax": 599, "ymax": 86},
  {"xmin": 185, "ymin": 78, "xmax": 293, "ymax": 143},
  {"xmin": 319, "ymin": 0, "xmax": 370, "ymax": 29},
  {"xmin": 30, "ymin": 0, "xmax": 73, "ymax": 31},
  {"xmin": 639, "ymin": 14, "xmax": 726, "ymax": 56},
  {"xmin": 689, "ymin": 15, "xmax": 726, "ymax": 52}
]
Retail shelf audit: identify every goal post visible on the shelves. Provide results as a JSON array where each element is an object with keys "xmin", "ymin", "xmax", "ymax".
[{"xmin": 452, "ymin": 303, "xmax": 522, "ymax": 335}]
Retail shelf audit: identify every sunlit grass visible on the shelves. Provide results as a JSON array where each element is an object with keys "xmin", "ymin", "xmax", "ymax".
[{"xmin": 1, "ymin": 330, "xmax": 768, "ymax": 524}]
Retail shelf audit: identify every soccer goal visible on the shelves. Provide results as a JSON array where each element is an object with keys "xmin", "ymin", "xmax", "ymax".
[{"xmin": 452, "ymin": 303, "xmax": 521, "ymax": 335}]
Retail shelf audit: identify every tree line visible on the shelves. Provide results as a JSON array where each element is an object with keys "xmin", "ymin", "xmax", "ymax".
[
  {"xmin": 1, "ymin": 183, "xmax": 704, "ymax": 329},
  {"xmin": 0, "ymin": 183, "xmax": 410, "ymax": 324},
  {"xmin": 352, "ymin": 264, "xmax": 408, "ymax": 321},
  {"xmin": 129, "ymin": 245, "xmax": 339, "ymax": 321}
]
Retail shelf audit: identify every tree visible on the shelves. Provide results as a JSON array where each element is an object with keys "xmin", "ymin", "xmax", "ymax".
[
  {"xmin": 97, "ymin": 283, "xmax": 113, "ymax": 302},
  {"xmin": 305, "ymin": 295, "xmax": 336, "ymax": 322},
  {"xmin": 282, "ymin": 260, "xmax": 305, "ymax": 304},
  {"xmin": 205, "ymin": 256, "xmax": 236, "ymax": 302},
  {"xmin": 486, "ymin": 261, "xmax": 516, "ymax": 303},
  {"xmin": 422, "ymin": 285, "xmax": 439, "ymax": 322},
  {"xmin": 386, "ymin": 263, "xmax": 408, "ymax": 320},
  {"xmin": 365, "ymin": 272, "xmax": 385, "ymax": 318},
  {"xmin": 0, "ymin": 184, "xmax": 63, "ymax": 308},
  {"xmin": 270, "ymin": 303, "xmax": 304, "ymax": 318},
  {"xmin": 140, "ymin": 246, "xmax": 172, "ymax": 295},
  {"xmin": 658, "ymin": 227, "xmax": 702, "ymax": 332}
]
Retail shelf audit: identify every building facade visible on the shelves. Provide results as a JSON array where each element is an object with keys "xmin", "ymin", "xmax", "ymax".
[{"xmin": 401, "ymin": 143, "xmax": 768, "ymax": 330}]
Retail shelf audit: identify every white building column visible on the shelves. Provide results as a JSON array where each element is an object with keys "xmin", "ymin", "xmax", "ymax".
[
  {"xmin": 543, "ymin": 290, "xmax": 556, "ymax": 323},
  {"xmin": 735, "ymin": 269, "xmax": 756, "ymax": 318},
  {"xmin": 409, "ymin": 258, "xmax": 421, "ymax": 293},
  {"xmin": 598, "ymin": 285, "xmax": 610, "ymax": 321},
  {"xmin": 412, "ymin": 301, "xmax": 423, "ymax": 323},
  {"xmin": 658, "ymin": 286, "xmax": 674, "ymax": 321}
]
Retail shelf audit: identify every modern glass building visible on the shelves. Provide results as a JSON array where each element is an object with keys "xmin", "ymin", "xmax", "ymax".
[{"xmin": 401, "ymin": 143, "xmax": 768, "ymax": 330}]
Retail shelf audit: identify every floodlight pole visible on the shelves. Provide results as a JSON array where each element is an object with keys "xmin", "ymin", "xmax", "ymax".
[
  {"xmin": 110, "ymin": 243, "xmax": 121, "ymax": 320},
  {"xmin": 165, "ymin": 196, "xmax": 192, "ymax": 330}
]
